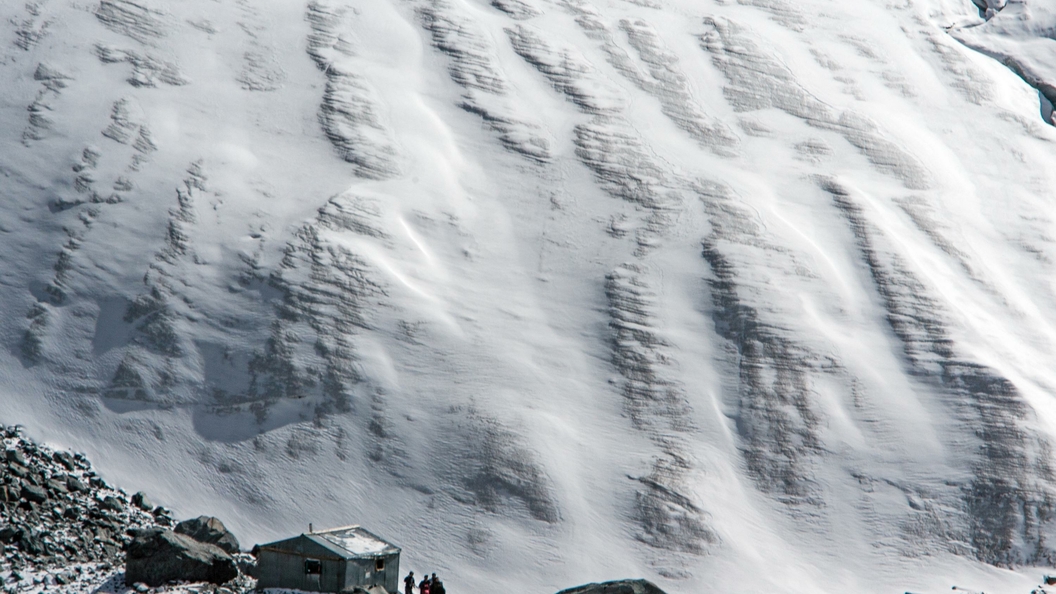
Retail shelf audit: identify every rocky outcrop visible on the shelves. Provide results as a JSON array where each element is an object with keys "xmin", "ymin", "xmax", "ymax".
[
  {"xmin": 175, "ymin": 515, "xmax": 241, "ymax": 554},
  {"xmin": 125, "ymin": 527, "xmax": 238, "ymax": 587},
  {"xmin": 0, "ymin": 425, "xmax": 168, "ymax": 573},
  {"xmin": 557, "ymin": 579, "xmax": 668, "ymax": 594},
  {"xmin": 0, "ymin": 425, "xmax": 253, "ymax": 591}
]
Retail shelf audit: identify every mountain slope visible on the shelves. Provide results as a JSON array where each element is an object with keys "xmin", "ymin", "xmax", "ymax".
[{"xmin": 3, "ymin": 0, "xmax": 1056, "ymax": 592}]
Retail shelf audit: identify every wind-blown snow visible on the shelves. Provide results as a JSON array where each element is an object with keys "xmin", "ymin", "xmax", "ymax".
[{"xmin": 3, "ymin": 0, "xmax": 1056, "ymax": 593}]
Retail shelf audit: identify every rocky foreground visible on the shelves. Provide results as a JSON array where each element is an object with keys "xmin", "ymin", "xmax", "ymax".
[
  {"xmin": 0, "ymin": 426, "xmax": 677, "ymax": 594},
  {"xmin": 0, "ymin": 425, "xmax": 252, "ymax": 593}
]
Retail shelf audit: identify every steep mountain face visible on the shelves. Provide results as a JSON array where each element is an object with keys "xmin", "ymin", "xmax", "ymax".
[{"xmin": 3, "ymin": 0, "xmax": 1056, "ymax": 592}]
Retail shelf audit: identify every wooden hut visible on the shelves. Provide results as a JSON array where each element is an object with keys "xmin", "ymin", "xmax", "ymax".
[{"xmin": 254, "ymin": 525, "xmax": 401, "ymax": 593}]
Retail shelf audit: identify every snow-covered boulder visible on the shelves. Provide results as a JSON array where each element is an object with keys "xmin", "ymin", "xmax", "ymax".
[{"xmin": 124, "ymin": 527, "xmax": 238, "ymax": 587}]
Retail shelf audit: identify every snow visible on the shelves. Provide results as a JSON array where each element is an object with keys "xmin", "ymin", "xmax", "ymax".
[
  {"xmin": 315, "ymin": 526, "xmax": 395, "ymax": 556},
  {"xmin": 4, "ymin": 0, "xmax": 1056, "ymax": 593}
]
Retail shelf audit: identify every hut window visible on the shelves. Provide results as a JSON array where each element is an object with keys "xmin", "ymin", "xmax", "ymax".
[
  {"xmin": 305, "ymin": 559, "xmax": 322, "ymax": 575},
  {"xmin": 375, "ymin": 558, "xmax": 385, "ymax": 572}
]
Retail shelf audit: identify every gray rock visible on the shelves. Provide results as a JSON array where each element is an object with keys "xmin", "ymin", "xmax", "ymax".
[
  {"xmin": 51, "ymin": 452, "xmax": 75, "ymax": 471},
  {"xmin": 174, "ymin": 516, "xmax": 240, "ymax": 554},
  {"xmin": 7, "ymin": 463, "xmax": 28, "ymax": 479},
  {"xmin": 125, "ymin": 528, "xmax": 238, "ymax": 587},
  {"xmin": 18, "ymin": 531, "xmax": 46, "ymax": 556},
  {"xmin": 5, "ymin": 449, "xmax": 26, "ymax": 466},
  {"xmin": 131, "ymin": 491, "xmax": 153, "ymax": 511},
  {"xmin": 20, "ymin": 484, "xmax": 47, "ymax": 504},
  {"xmin": 45, "ymin": 478, "xmax": 67, "ymax": 494},
  {"xmin": 557, "ymin": 580, "xmax": 668, "ymax": 594},
  {"xmin": 101, "ymin": 496, "xmax": 124, "ymax": 513},
  {"xmin": 66, "ymin": 477, "xmax": 87, "ymax": 492},
  {"xmin": 0, "ymin": 525, "xmax": 23, "ymax": 543}
]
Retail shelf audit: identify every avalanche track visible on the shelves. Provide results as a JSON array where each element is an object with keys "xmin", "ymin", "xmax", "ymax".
[{"xmin": 3, "ymin": 0, "xmax": 1056, "ymax": 593}]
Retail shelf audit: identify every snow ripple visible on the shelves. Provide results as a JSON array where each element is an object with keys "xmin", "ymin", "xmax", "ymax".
[
  {"xmin": 702, "ymin": 17, "xmax": 931, "ymax": 190},
  {"xmin": 606, "ymin": 264, "xmax": 717, "ymax": 555},
  {"xmin": 417, "ymin": 0, "xmax": 552, "ymax": 163},
  {"xmin": 826, "ymin": 178, "xmax": 1056, "ymax": 567},
  {"xmin": 22, "ymin": 63, "xmax": 70, "ymax": 144},
  {"xmin": 306, "ymin": 1, "xmax": 400, "ymax": 179},
  {"xmin": 106, "ymin": 164, "xmax": 207, "ymax": 401},
  {"xmin": 696, "ymin": 181, "xmax": 831, "ymax": 507},
  {"xmin": 95, "ymin": 0, "xmax": 167, "ymax": 43}
]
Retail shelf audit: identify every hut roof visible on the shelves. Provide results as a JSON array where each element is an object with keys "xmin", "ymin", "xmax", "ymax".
[{"xmin": 259, "ymin": 525, "xmax": 400, "ymax": 560}]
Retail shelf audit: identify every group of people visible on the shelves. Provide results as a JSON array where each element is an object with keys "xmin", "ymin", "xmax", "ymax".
[{"xmin": 404, "ymin": 571, "xmax": 445, "ymax": 594}]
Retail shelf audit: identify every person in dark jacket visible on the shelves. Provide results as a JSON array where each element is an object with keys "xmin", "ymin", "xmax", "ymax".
[
  {"xmin": 404, "ymin": 572, "xmax": 416, "ymax": 594},
  {"xmin": 432, "ymin": 578, "xmax": 446, "ymax": 594}
]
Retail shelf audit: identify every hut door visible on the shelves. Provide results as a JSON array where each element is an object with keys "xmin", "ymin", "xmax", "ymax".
[{"xmin": 305, "ymin": 558, "xmax": 322, "ymax": 590}]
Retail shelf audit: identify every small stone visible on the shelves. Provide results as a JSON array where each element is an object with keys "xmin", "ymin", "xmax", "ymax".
[
  {"xmin": 0, "ymin": 525, "xmax": 23, "ymax": 543},
  {"xmin": 51, "ymin": 452, "xmax": 75, "ymax": 471},
  {"xmin": 88, "ymin": 477, "xmax": 107, "ymax": 490},
  {"xmin": 100, "ymin": 496, "xmax": 124, "ymax": 513},
  {"xmin": 18, "ymin": 531, "xmax": 46, "ymax": 556},
  {"xmin": 131, "ymin": 492, "xmax": 153, "ymax": 511},
  {"xmin": 44, "ymin": 479, "xmax": 67, "ymax": 494},
  {"xmin": 6, "ymin": 464, "xmax": 27, "ymax": 479},
  {"xmin": 20, "ymin": 484, "xmax": 47, "ymax": 504},
  {"xmin": 133, "ymin": 583, "xmax": 149, "ymax": 593},
  {"xmin": 65, "ymin": 477, "xmax": 87, "ymax": 493},
  {"xmin": 4, "ymin": 450, "xmax": 26, "ymax": 466}
]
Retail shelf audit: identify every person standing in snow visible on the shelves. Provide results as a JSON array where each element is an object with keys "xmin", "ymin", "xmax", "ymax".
[
  {"xmin": 404, "ymin": 572, "xmax": 416, "ymax": 594},
  {"xmin": 419, "ymin": 575, "xmax": 431, "ymax": 594},
  {"xmin": 432, "ymin": 577, "xmax": 446, "ymax": 594}
]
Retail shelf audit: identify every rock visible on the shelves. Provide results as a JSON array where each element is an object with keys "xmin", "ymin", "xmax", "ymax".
[
  {"xmin": 20, "ymin": 484, "xmax": 47, "ymax": 504},
  {"xmin": 18, "ymin": 531, "xmax": 47, "ymax": 556},
  {"xmin": 100, "ymin": 496, "xmax": 124, "ymax": 513},
  {"xmin": 45, "ymin": 478, "xmax": 67, "ymax": 494},
  {"xmin": 556, "ymin": 580, "xmax": 668, "ymax": 594},
  {"xmin": 0, "ymin": 525, "xmax": 23, "ymax": 543},
  {"xmin": 174, "ymin": 516, "xmax": 240, "ymax": 554},
  {"xmin": 5, "ymin": 449, "xmax": 26, "ymax": 466},
  {"xmin": 7, "ymin": 464, "xmax": 28, "ymax": 479},
  {"xmin": 131, "ymin": 491, "xmax": 153, "ymax": 511},
  {"xmin": 51, "ymin": 451, "xmax": 75, "ymax": 471},
  {"xmin": 66, "ymin": 477, "xmax": 87, "ymax": 492},
  {"xmin": 125, "ymin": 528, "xmax": 238, "ymax": 587},
  {"xmin": 237, "ymin": 556, "xmax": 257, "ymax": 577}
]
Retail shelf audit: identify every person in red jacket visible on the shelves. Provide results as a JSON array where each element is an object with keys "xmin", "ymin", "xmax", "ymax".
[{"xmin": 419, "ymin": 575, "xmax": 431, "ymax": 594}]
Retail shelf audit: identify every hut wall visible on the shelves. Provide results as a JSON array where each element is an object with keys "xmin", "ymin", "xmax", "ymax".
[
  {"xmin": 343, "ymin": 553, "xmax": 400, "ymax": 593},
  {"xmin": 257, "ymin": 549, "xmax": 346, "ymax": 592}
]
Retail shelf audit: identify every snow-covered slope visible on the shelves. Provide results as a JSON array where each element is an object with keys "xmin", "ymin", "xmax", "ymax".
[{"xmin": 4, "ymin": 0, "xmax": 1056, "ymax": 592}]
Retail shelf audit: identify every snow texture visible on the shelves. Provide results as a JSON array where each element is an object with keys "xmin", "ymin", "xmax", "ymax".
[{"xmin": 3, "ymin": 0, "xmax": 1056, "ymax": 593}]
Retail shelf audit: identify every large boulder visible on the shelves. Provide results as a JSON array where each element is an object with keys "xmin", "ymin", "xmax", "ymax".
[
  {"xmin": 174, "ymin": 515, "xmax": 240, "ymax": 554},
  {"xmin": 125, "ymin": 528, "xmax": 238, "ymax": 587},
  {"xmin": 557, "ymin": 580, "xmax": 668, "ymax": 594}
]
